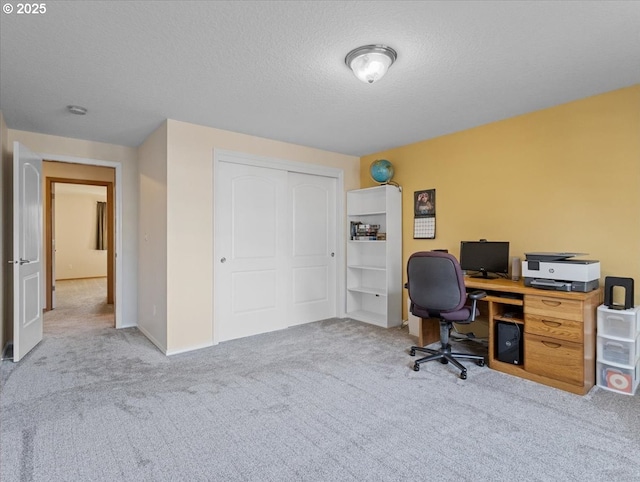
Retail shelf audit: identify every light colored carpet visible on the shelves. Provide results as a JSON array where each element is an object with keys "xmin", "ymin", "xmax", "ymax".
[
  {"xmin": 1, "ymin": 280, "xmax": 639, "ymax": 481},
  {"xmin": 44, "ymin": 277, "xmax": 114, "ymax": 334}
]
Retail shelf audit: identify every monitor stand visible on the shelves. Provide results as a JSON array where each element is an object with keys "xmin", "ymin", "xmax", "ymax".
[{"xmin": 469, "ymin": 271, "xmax": 498, "ymax": 279}]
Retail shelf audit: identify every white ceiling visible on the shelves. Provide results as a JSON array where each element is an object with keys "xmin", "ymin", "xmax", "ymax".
[{"xmin": 1, "ymin": 1, "xmax": 639, "ymax": 157}]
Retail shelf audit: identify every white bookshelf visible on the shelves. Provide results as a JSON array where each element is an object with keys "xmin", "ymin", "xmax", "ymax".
[{"xmin": 346, "ymin": 185, "xmax": 402, "ymax": 328}]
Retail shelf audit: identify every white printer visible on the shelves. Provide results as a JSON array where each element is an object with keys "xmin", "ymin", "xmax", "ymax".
[{"xmin": 522, "ymin": 252, "xmax": 600, "ymax": 292}]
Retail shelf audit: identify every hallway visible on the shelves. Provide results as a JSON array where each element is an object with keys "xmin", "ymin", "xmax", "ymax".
[{"xmin": 44, "ymin": 278, "xmax": 114, "ymax": 335}]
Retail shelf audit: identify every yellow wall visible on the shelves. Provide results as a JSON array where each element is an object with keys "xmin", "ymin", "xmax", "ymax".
[{"xmin": 361, "ymin": 86, "xmax": 640, "ymax": 318}]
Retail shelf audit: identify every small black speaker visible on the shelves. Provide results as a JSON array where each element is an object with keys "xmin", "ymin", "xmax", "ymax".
[{"xmin": 496, "ymin": 322, "xmax": 523, "ymax": 365}]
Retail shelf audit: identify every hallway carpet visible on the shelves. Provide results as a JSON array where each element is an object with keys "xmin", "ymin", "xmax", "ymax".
[{"xmin": 44, "ymin": 277, "xmax": 114, "ymax": 335}]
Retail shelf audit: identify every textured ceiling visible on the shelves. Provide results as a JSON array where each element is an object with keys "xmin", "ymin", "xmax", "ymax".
[{"xmin": 1, "ymin": 1, "xmax": 639, "ymax": 156}]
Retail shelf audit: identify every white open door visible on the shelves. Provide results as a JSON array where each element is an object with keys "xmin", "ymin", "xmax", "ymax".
[{"xmin": 11, "ymin": 142, "xmax": 44, "ymax": 362}]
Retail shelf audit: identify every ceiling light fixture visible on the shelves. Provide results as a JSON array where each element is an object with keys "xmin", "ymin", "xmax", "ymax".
[
  {"xmin": 67, "ymin": 105, "xmax": 88, "ymax": 115},
  {"xmin": 345, "ymin": 44, "xmax": 397, "ymax": 84}
]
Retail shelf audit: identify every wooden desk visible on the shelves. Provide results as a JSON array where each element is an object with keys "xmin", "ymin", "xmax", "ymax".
[{"xmin": 418, "ymin": 277, "xmax": 602, "ymax": 395}]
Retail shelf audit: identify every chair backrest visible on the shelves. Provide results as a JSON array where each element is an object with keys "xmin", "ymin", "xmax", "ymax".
[{"xmin": 407, "ymin": 251, "xmax": 466, "ymax": 315}]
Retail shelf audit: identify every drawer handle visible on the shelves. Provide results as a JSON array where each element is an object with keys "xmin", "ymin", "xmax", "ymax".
[
  {"xmin": 541, "ymin": 341, "xmax": 562, "ymax": 349},
  {"xmin": 542, "ymin": 320, "xmax": 562, "ymax": 328},
  {"xmin": 541, "ymin": 300, "xmax": 561, "ymax": 307}
]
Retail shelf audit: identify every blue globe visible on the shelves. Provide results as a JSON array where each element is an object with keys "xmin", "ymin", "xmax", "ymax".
[{"xmin": 370, "ymin": 159, "xmax": 394, "ymax": 183}]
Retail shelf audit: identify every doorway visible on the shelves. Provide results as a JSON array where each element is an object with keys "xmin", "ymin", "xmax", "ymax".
[
  {"xmin": 8, "ymin": 143, "xmax": 126, "ymax": 362},
  {"xmin": 48, "ymin": 182, "xmax": 114, "ymax": 328},
  {"xmin": 43, "ymin": 162, "xmax": 117, "ymax": 328}
]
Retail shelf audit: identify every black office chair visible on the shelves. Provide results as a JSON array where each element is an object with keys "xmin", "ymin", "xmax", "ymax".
[{"xmin": 407, "ymin": 251, "xmax": 487, "ymax": 379}]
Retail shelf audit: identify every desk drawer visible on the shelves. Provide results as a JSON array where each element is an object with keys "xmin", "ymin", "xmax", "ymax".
[
  {"xmin": 525, "ymin": 314, "xmax": 583, "ymax": 343},
  {"xmin": 525, "ymin": 334, "xmax": 583, "ymax": 385},
  {"xmin": 525, "ymin": 295, "xmax": 583, "ymax": 322}
]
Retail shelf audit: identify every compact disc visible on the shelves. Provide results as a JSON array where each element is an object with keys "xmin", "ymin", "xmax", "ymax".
[{"xmin": 606, "ymin": 370, "xmax": 631, "ymax": 391}]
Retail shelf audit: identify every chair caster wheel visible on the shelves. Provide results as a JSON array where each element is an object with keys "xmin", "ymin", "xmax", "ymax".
[
  {"xmin": 440, "ymin": 358, "xmax": 448, "ymax": 364},
  {"xmin": 477, "ymin": 359, "xmax": 485, "ymax": 367},
  {"xmin": 460, "ymin": 371, "xmax": 467, "ymax": 380},
  {"xmin": 409, "ymin": 349, "xmax": 415, "ymax": 356},
  {"xmin": 413, "ymin": 364, "xmax": 420, "ymax": 372}
]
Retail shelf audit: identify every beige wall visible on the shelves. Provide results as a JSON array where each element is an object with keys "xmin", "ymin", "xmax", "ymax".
[
  {"xmin": 54, "ymin": 186, "xmax": 108, "ymax": 280},
  {"xmin": 0, "ymin": 111, "xmax": 9, "ymax": 353},
  {"xmin": 137, "ymin": 122, "xmax": 168, "ymax": 351},
  {"xmin": 43, "ymin": 160, "xmax": 116, "ymax": 182},
  {"xmin": 162, "ymin": 119, "xmax": 360, "ymax": 354},
  {"xmin": 360, "ymin": 85, "xmax": 640, "ymax": 318},
  {"xmin": 8, "ymin": 130, "xmax": 138, "ymax": 327}
]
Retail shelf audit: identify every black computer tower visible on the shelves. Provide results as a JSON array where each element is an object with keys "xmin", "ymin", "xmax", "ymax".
[{"xmin": 496, "ymin": 322, "xmax": 523, "ymax": 365}]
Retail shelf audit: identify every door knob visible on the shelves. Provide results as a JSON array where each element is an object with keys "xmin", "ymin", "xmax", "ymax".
[
  {"xmin": 331, "ymin": 252, "xmax": 335, "ymax": 257},
  {"xmin": 8, "ymin": 259, "xmax": 31, "ymax": 265},
  {"xmin": 220, "ymin": 257, "xmax": 226, "ymax": 263}
]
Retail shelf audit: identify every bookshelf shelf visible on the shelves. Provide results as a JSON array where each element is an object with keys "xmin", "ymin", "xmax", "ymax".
[{"xmin": 346, "ymin": 185, "xmax": 402, "ymax": 328}]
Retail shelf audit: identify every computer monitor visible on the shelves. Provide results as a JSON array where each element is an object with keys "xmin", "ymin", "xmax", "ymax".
[{"xmin": 459, "ymin": 241, "xmax": 510, "ymax": 279}]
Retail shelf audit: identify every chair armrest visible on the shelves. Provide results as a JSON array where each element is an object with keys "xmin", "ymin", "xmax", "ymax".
[
  {"xmin": 467, "ymin": 290, "xmax": 487, "ymax": 322},
  {"xmin": 468, "ymin": 290, "xmax": 487, "ymax": 300}
]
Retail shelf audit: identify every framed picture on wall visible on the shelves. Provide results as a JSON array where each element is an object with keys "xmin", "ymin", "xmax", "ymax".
[{"xmin": 414, "ymin": 189, "xmax": 435, "ymax": 217}]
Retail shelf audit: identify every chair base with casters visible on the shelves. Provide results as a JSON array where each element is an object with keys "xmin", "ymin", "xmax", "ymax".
[
  {"xmin": 409, "ymin": 320, "xmax": 485, "ymax": 379},
  {"xmin": 405, "ymin": 251, "xmax": 488, "ymax": 380}
]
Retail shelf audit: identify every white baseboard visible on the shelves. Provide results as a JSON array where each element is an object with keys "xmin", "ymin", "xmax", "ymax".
[
  {"xmin": 117, "ymin": 322, "xmax": 137, "ymax": 329},
  {"xmin": 1, "ymin": 342, "xmax": 13, "ymax": 361},
  {"xmin": 137, "ymin": 324, "xmax": 216, "ymax": 356},
  {"xmin": 166, "ymin": 341, "xmax": 215, "ymax": 356},
  {"xmin": 136, "ymin": 325, "xmax": 167, "ymax": 354}
]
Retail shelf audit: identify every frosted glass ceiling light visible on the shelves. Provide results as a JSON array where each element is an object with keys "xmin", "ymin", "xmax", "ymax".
[
  {"xmin": 67, "ymin": 105, "xmax": 87, "ymax": 115},
  {"xmin": 345, "ymin": 45, "xmax": 397, "ymax": 84}
]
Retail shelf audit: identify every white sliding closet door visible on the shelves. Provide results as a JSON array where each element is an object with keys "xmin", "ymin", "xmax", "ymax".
[
  {"xmin": 288, "ymin": 172, "xmax": 336, "ymax": 325},
  {"xmin": 215, "ymin": 160, "xmax": 338, "ymax": 342},
  {"xmin": 215, "ymin": 162, "xmax": 289, "ymax": 342}
]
